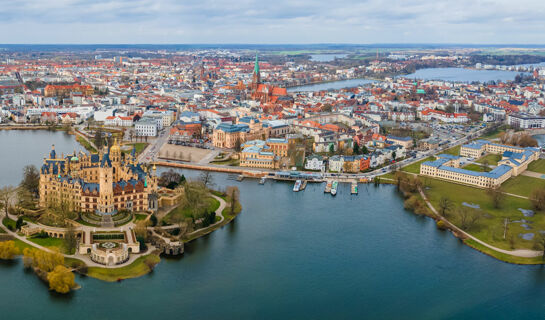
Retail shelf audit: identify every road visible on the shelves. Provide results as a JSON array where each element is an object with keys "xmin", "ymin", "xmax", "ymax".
[{"xmin": 138, "ymin": 129, "xmax": 170, "ymax": 163}]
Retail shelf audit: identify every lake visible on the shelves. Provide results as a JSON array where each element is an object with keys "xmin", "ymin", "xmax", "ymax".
[
  {"xmin": 402, "ymin": 67, "xmax": 528, "ymax": 83},
  {"xmin": 310, "ymin": 54, "xmax": 348, "ymax": 62},
  {"xmin": 2, "ymin": 131, "xmax": 545, "ymax": 319},
  {"xmin": 288, "ymin": 78, "xmax": 375, "ymax": 92}
]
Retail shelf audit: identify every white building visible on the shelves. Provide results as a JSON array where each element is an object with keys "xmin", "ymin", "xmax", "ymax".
[
  {"xmin": 507, "ymin": 113, "xmax": 545, "ymax": 129},
  {"xmin": 135, "ymin": 120, "xmax": 158, "ymax": 137},
  {"xmin": 305, "ymin": 155, "xmax": 324, "ymax": 171}
]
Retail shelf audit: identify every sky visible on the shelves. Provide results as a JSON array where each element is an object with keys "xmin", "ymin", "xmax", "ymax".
[{"xmin": 1, "ymin": 0, "xmax": 545, "ymax": 44}]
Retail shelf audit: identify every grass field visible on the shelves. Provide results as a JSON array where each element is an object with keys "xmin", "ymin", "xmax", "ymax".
[
  {"xmin": 87, "ymin": 254, "xmax": 161, "ymax": 282},
  {"xmin": 164, "ymin": 197, "xmax": 220, "ymax": 224},
  {"xmin": 442, "ymin": 145, "xmax": 461, "ymax": 156},
  {"xmin": 476, "ymin": 154, "xmax": 502, "ymax": 166},
  {"xmin": 462, "ymin": 163, "xmax": 486, "ymax": 172},
  {"xmin": 28, "ymin": 236, "xmax": 71, "ymax": 254},
  {"xmin": 401, "ymin": 156, "xmax": 434, "ymax": 174},
  {"xmin": 123, "ymin": 143, "xmax": 148, "ymax": 155},
  {"xmin": 423, "ymin": 177, "xmax": 540, "ymax": 250},
  {"xmin": 464, "ymin": 239, "xmax": 545, "ymax": 265},
  {"xmin": 76, "ymin": 136, "xmax": 97, "ymax": 153},
  {"xmin": 502, "ymin": 175, "xmax": 545, "ymax": 198},
  {"xmin": 528, "ymin": 159, "xmax": 545, "ymax": 174}
]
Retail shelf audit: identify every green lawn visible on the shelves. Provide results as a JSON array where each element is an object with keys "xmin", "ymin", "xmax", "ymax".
[
  {"xmin": 164, "ymin": 197, "xmax": 220, "ymax": 224},
  {"xmin": 502, "ymin": 175, "xmax": 545, "ymax": 198},
  {"xmin": 442, "ymin": 145, "xmax": 461, "ymax": 156},
  {"xmin": 76, "ymin": 136, "xmax": 97, "ymax": 153},
  {"xmin": 401, "ymin": 156, "xmax": 434, "ymax": 174},
  {"xmin": 210, "ymin": 158, "xmax": 240, "ymax": 166},
  {"xmin": 464, "ymin": 239, "xmax": 545, "ymax": 265},
  {"xmin": 480, "ymin": 125, "xmax": 508, "ymax": 140},
  {"xmin": 423, "ymin": 177, "xmax": 540, "ymax": 250},
  {"xmin": 2, "ymin": 217, "xmax": 16, "ymax": 230},
  {"xmin": 462, "ymin": 163, "xmax": 486, "ymax": 172},
  {"xmin": 87, "ymin": 254, "xmax": 160, "ymax": 282},
  {"xmin": 28, "ymin": 236, "xmax": 71, "ymax": 254},
  {"xmin": 134, "ymin": 214, "xmax": 148, "ymax": 221},
  {"xmin": 123, "ymin": 143, "xmax": 149, "ymax": 155},
  {"xmin": 528, "ymin": 159, "xmax": 545, "ymax": 174},
  {"xmin": 476, "ymin": 154, "xmax": 502, "ymax": 166}
]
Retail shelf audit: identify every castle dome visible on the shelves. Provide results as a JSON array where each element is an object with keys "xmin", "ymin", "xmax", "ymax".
[{"xmin": 110, "ymin": 138, "xmax": 121, "ymax": 153}]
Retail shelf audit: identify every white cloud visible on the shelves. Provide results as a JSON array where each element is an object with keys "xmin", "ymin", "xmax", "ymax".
[{"xmin": 0, "ymin": 0, "xmax": 543, "ymax": 43}]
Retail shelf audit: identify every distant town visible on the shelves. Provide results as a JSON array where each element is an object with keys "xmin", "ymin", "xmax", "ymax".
[{"xmin": 2, "ymin": 45, "xmax": 545, "ymax": 293}]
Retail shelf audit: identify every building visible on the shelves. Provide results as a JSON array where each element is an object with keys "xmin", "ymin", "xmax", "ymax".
[
  {"xmin": 39, "ymin": 141, "xmax": 158, "ymax": 214},
  {"xmin": 44, "ymin": 84, "xmax": 94, "ymax": 97},
  {"xmin": 507, "ymin": 113, "xmax": 545, "ymax": 129},
  {"xmin": 421, "ymin": 143, "xmax": 539, "ymax": 188},
  {"xmin": 266, "ymin": 138, "xmax": 289, "ymax": 157},
  {"xmin": 387, "ymin": 136, "xmax": 413, "ymax": 149},
  {"xmin": 212, "ymin": 117, "xmax": 270, "ymax": 149},
  {"xmin": 239, "ymin": 140, "xmax": 279, "ymax": 169},
  {"xmin": 105, "ymin": 115, "xmax": 134, "ymax": 127},
  {"xmin": 419, "ymin": 108, "xmax": 468, "ymax": 123},
  {"xmin": 135, "ymin": 119, "xmax": 158, "ymax": 137},
  {"xmin": 305, "ymin": 155, "xmax": 325, "ymax": 171}
]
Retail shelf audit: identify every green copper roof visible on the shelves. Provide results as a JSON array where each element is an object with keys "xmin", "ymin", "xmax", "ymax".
[
  {"xmin": 416, "ymin": 89, "xmax": 426, "ymax": 94},
  {"xmin": 253, "ymin": 53, "xmax": 260, "ymax": 74}
]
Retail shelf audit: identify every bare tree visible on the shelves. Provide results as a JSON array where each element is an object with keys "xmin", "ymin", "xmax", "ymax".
[
  {"xmin": 226, "ymin": 186, "xmax": 240, "ymax": 215},
  {"xmin": 487, "ymin": 185, "xmax": 505, "ymax": 209},
  {"xmin": 456, "ymin": 207, "xmax": 482, "ymax": 230},
  {"xmin": 0, "ymin": 186, "xmax": 17, "ymax": 219},
  {"xmin": 199, "ymin": 171, "xmax": 214, "ymax": 189},
  {"xmin": 438, "ymin": 196, "xmax": 453, "ymax": 217}
]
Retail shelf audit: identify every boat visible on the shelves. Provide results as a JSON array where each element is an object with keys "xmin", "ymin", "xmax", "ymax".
[
  {"xmin": 236, "ymin": 175, "xmax": 244, "ymax": 182},
  {"xmin": 301, "ymin": 180, "xmax": 308, "ymax": 190},
  {"xmin": 259, "ymin": 177, "xmax": 266, "ymax": 185},
  {"xmin": 351, "ymin": 182, "xmax": 358, "ymax": 194},
  {"xmin": 293, "ymin": 180, "xmax": 302, "ymax": 192},
  {"xmin": 331, "ymin": 181, "xmax": 338, "ymax": 196},
  {"xmin": 325, "ymin": 181, "xmax": 332, "ymax": 193}
]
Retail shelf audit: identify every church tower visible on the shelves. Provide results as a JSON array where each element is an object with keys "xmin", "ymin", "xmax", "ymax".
[{"xmin": 251, "ymin": 53, "xmax": 260, "ymax": 90}]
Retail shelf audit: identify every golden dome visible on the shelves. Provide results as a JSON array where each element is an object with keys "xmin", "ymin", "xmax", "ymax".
[{"xmin": 110, "ymin": 138, "xmax": 120, "ymax": 153}]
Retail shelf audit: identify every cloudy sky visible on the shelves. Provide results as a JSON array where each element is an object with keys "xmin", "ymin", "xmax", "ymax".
[{"xmin": 1, "ymin": 0, "xmax": 544, "ymax": 44}]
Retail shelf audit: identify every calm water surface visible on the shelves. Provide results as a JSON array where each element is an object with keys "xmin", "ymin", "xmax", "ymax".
[
  {"xmin": 310, "ymin": 54, "xmax": 348, "ymax": 62},
  {"xmin": 402, "ymin": 67, "xmax": 528, "ymax": 83},
  {"xmin": 1, "ymin": 131, "xmax": 545, "ymax": 319},
  {"xmin": 288, "ymin": 78, "xmax": 375, "ymax": 92}
]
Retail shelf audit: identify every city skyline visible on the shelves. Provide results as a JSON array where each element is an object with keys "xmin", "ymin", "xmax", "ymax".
[{"xmin": 1, "ymin": 0, "xmax": 545, "ymax": 44}]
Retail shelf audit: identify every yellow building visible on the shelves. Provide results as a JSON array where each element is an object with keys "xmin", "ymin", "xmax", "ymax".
[
  {"xmin": 39, "ymin": 141, "xmax": 158, "ymax": 214},
  {"xmin": 239, "ymin": 140, "xmax": 279, "ymax": 169},
  {"xmin": 212, "ymin": 117, "xmax": 270, "ymax": 149},
  {"xmin": 421, "ymin": 142, "xmax": 539, "ymax": 188}
]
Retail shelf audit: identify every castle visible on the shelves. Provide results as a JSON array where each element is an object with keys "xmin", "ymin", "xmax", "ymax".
[{"xmin": 39, "ymin": 140, "xmax": 158, "ymax": 214}]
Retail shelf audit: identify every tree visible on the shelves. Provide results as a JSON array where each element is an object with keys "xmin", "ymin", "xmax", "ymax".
[
  {"xmin": 531, "ymin": 189, "xmax": 545, "ymax": 211},
  {"xmin": 482, "ymin": 159, "xmax": 490, "ymax": 172},
  {"xmin": 15, "ymin": 217, "xmax": 24, "ymax": 230},
  {"xmin": 143, "ymin": 256, "xmax": 158, "ymax": 271},
  {"xmin": 20, "ymin": 165, "xmax": 40, "ymax": 196},
  {"xmin": 199, "ymin": 171, "xmax": 215, "ymax": 189},
  {"xmin": 94, "ymin": 127, "xmax": 104, "ymax": 149},
  {"xmin": 455, "ymin": 207, "xmax": 482, "ymax": 230},
  {"xmin": 392, "ymin": 151, "xmax": 397, "ymax": 161},
  {"xmin": 0, "ymin": 186, "xmax": 16, "ymax": 219},
  {"xmin": 438, "ymin": 196, "xmax": 453, "ymax": 217},
  {"xmin": 487, "ymin": 186, "xmax": 505, "ymax": 209},
  {"xmin": 64, "ymin": 224, "xmax": 78, "ymax": 255},
  {"xmin": 47, "ymin": 265, "xmax": 76, "ymax": 294},
  {"xmin": 0, "ymin": 241, "xmax": 19, "ymax": 260},
  {"xmin": 353, "ymin": 143, "xmax": 360, "ymax": 155},
  {"xmin": 226, "ymin": 186, "xmax": 240, "ymax": 215},
  {"xmin": 234, "ymin": 139, "xmax": 242, "ymax": 152},
  {"xmin": 17, "ymin": 187, "xmax": 34, "ymax": 210},
  {"xmin": 361, "ymin": 145, "xmax": 369, "ymax": 154},
  {"xmin": 329, "ymin": 143, "xmax": 335, "ymax": 155}
]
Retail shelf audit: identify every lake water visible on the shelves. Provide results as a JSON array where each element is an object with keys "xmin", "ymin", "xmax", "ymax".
[
  {"xmin": 310, "ymin": 54, "xmax": 348, "ymax": 62},
  {"xmin": 402, "ymin": 67, "xmax": 527, "ymax": 83},
  {"xmin": 288, "ymin": 78, "xmax": 375, "ymax": 92},
  {"xmin": 0, "ymin": 130, "xmax": 84, "ymax": 186},
  {"xmin": 532, "ymin": 134, "xmax": 545, "ymax": 147},
  {"xmin": 2, "ymin": 131, "xmax": 545, "ymax": 319}
]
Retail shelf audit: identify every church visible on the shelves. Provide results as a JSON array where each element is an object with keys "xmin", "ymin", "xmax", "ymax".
[
  {"xmin": 249, "ymin": 54, "xmax": 291, "ymax": 105},
  {"xmin": 39, "ymin": 140, "xmax": 158, "ymax": 214}
]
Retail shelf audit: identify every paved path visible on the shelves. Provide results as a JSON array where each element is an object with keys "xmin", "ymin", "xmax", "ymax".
[
  {"xmin": 418, "ymin": 187, "xmax": 542, "ymax": 258},
  {"xmin": 521, "ymin": 170, "xmax": 545, "ymax": 180},
  {"xmin": 198, "ymin": 149, "xmax": 221, "ymax": 164}
]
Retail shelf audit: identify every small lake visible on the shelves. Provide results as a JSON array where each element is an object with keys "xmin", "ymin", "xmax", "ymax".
[
  {"xmin": 288, "ymin": 78, "xmax": 375, "ymax": 92},
  {"xmin": 310, "ymin": 54, "xmax": 348, "ymax": 62},
  {"xmin": 402, "ymin": 67, "xmax": 528, "ymax": 83},
  {"xmin": 532, "ymin": 134, "xmax": 545, "ymax": 147}
]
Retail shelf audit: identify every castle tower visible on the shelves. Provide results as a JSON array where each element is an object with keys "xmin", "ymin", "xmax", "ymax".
[{"xmin": 97, "ymin": 164, "xmax": 115, "ymax": 214}]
